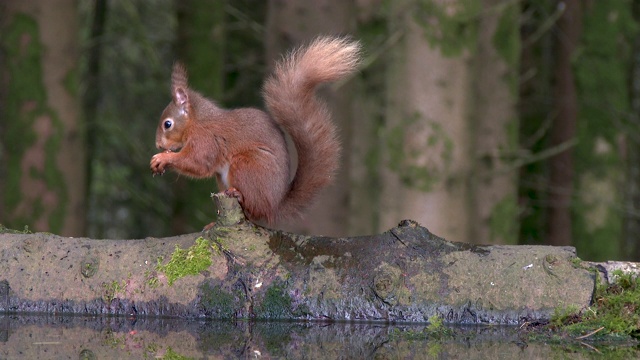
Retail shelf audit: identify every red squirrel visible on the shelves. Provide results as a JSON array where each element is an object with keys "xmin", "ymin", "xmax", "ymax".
[{"xmin": 150, "ymin": 37, "xmax": 361, "ymax": 226}]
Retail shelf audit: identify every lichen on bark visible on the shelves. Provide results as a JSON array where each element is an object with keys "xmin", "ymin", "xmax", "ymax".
[{"xmin": 1, "ymin": 13, "xmax": 68, "ymax": 233}]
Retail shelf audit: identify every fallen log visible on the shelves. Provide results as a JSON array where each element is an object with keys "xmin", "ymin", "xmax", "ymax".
[{"xmin": 0, "ymin": 194, "xmax": 598, "ymax": 324}]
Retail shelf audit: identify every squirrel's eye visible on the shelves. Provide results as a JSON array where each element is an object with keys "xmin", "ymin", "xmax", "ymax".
[{"xmin": 163, "ymin": 119, "xmax": 173, "ymax": 130}]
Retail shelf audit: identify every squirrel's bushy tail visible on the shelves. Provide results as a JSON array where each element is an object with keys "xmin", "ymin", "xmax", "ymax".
[{"xmin": 263, "ymin": 36, "xmax": 361, "ymax": 221}]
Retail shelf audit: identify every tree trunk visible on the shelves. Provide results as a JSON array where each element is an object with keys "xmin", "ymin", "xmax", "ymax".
[
  {"xmin": 626, "ymin": 2, "xmax": 640, "ymax": 261},
  {"xmin": 0, "ymin": 0, "xmax": 85, "ymax": 236},
  {"xmin": 548, "ymin": 0, "xmax": 581, "ymax": 246},
  {"xmin": 347, "ymin": 1, "xmax": 389, "ymax": 236},
  {"xmin": 83, "ymin": 0, "xmax": 107, "ymax": 236},
  {"xmin": 572, "ymin": 2, "xmax": 635, "ymax": 261},
  {"xmin": 379, "ymin": 0, "xmax": 474, "ymax": 242},
  {"xmin": 468, "ymin": 0, "xmax": 520, "ymax": 244},
  {"xmin": 0, "ymin": 195, "xmax": 595, "ymax": 325},
  {"xmin": 517, "ymin": 1, "xmax": 556, "ymax": 246},
  {"xmin": 265, "ymin": 0, "xmax": 356, "ymax": 236}
]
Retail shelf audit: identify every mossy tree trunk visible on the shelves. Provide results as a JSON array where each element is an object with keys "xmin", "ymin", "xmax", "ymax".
[
  {"xmin": 572, "ymin": 2, "xmax": 636, "ymax": 261},
  {"xmin": 379, "ymin": 0, "xmax": 475, "ymax": 242},
  {"xmin": 0, "ymin": 0, "xmax": 85, "ymax": 236},
  {"xmin": 379, "ymin": 0, "xmax": 519, "ymax": 244}
]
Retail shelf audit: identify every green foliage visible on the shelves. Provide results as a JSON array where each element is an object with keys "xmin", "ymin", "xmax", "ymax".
[
  {"xmin": 413, "ymin": 0, "xmax": 481, "ymax": 57},
  {"xmin": 156, "ymin": 237, "xmax": 214, "ymax": 286},
  {"xmin": 550, "ymin": 270, "xmax": 640, "ymax": 340},
  {"xmin": 0, "ymin": 224, "xmax": 32, "ymax": 234},
  {"xmin": 102, "ymin": 280, "xmax": 126, "ymax": 303},
  {"xmin": 493, "ymin": 1, "xmax": 520, "ymax": 96},
  {"xmin": 550, "ymin": 305, "xmax": 581, "ymax": 328},
  {"xmin": 161, "ymin": 347, "xmax": 194, "ymax": 360}
]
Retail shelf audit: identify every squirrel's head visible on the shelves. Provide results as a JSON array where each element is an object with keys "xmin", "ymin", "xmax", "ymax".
[{"xmin": 156, "ymin": 62, "xmax": 191, "ymax": 152}]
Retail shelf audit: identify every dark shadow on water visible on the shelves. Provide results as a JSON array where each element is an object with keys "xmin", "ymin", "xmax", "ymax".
[{"xmin": 0, "ymin": 314, "xmax": 638, "ymax": 359}]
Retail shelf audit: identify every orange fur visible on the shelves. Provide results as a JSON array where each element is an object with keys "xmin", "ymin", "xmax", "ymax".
[{"xmin": 150, "ymin": 37, "xmax": 361, "ymax": 225}]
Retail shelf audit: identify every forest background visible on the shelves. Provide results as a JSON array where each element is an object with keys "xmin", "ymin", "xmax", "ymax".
[{"xmin": 1, "ymin": 0, "xmax": 639, "ymax": 262}]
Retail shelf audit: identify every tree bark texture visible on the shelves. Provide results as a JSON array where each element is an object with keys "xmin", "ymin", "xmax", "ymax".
[
  {"xmin": 349, "ymin": 0, "xmax": 520, "ymax": 244},
  {"xmin": 469, "ymin": 0, "xmax": 520, "ymax": 245},
  {"xmin": 0, "ymin": 195, "xmax": 595, "ymax": 325},
  {"xmin": 380, "ymin": 0, "xmax": 473, "ymax": 242},
  {"xmin": 548, "ymin": 0, "xmax": 581, "ymax": 246},
  {"xmin": 0, "ymin": 0, "xmax": 85, "ymax": 236}
]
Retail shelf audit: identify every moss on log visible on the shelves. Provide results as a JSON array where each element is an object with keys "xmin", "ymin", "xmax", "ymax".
[{"xmin": 0, "ymin": 194, "xmax": 597, "ymax": 324}]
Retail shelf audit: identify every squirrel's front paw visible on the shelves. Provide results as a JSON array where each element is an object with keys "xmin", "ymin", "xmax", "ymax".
[
  {"xmin": 223, "ymin": 187, "xmax": 244, "ymax": 203},
  {"xmin": 150, "ymin": 152, "xmax": 172, "ymax": 176}
]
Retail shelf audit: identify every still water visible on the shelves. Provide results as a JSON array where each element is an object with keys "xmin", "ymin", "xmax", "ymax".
[{"xmin": 0, "ymin": 314, "xmax": 637, "ymax": 359}]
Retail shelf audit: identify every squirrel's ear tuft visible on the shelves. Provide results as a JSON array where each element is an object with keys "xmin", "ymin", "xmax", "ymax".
[
  {"xmin": 171, "ymin": 62, "xmax": 189, "ymax": 106},
  {"xmin": 171, "ymin": 62, "xmax": 188, "ymax": 88}
]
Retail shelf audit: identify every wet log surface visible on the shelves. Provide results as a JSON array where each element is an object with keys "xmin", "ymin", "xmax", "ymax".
[{"xmin": 0, "ymin": 194, "xmax": 599, "ymax": 324}]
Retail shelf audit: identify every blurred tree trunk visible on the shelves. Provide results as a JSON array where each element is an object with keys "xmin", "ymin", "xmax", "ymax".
[
  {"xmin": 517, "ymin": 1, "xmax": 557, "ymax": 246},
  {"xmin": 265, "ymin": 0, "xmax": 356, "ymax": 236},
  {"xmin": 83, "ymin": 0, "xmax": 108, "ymax": 237},
  {"xmin": 380, "ymin": 1, "xmax": 519, "ymax": 244},
  {"xmin": 0, "ymin": 0, "xmax": 85, "ymax": 236},
  {"xmin": 626, "ymin": 2, "xmax": 640, "ymax": 261},
  {"xmin": 469, "ymin": 0, "xmax": 520, "ymax": 244},
  {"xmin": 548, "ymin": 0, "xmax": 581, "ymax": 246},
  {"xmin": 348, "ymin": 1, "xmax": 389, "ymax": 236},
  {"xmin": 172, "ymin": 0, "xmax": 227, "ymax": 234},
  {"xmin": 572, "ymin": 2, "xmax": 635, "ymax": 261}
]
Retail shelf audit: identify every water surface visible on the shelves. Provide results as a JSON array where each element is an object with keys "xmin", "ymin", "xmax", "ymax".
[{"xmin": 0, "ymin": 314, "xmax": 637, "ymax": 359}]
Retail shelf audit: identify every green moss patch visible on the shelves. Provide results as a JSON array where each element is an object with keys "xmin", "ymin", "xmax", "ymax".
[
  {"xmin": 544, "ymin": 270, "xmax": 640, "ymax": 341},
  {"xmin": 161, "ymin": 347, "xmax": 194, "ymax": 360},
  {"xmin": 256, "ymin": 284, "xmax": 292, "ymax": 319},
  {"xmin": 156, "ymin": 237, "xmax": 216, "ymax": 286},
  {"xmin": 0, "ymin": 224, "xmax": 32, "ymax": 234},
  {"xmin": 199, "ymin": 283, "xmax": 238, "ymax": 319}
]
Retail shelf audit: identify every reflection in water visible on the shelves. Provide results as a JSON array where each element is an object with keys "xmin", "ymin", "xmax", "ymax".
[{"xmin": 0, "ymin": 314, "xmax": 637, "ymax": 359}]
